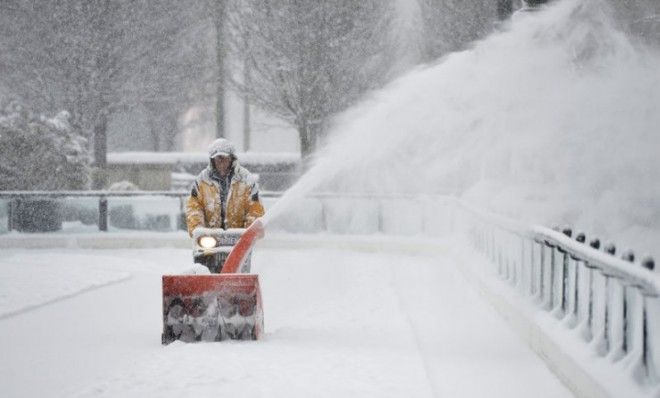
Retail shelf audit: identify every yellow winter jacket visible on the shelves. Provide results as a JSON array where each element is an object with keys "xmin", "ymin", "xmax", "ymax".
[{"xmin": 185, "ymin": 162, "xmax": 265, "ymax": 236}]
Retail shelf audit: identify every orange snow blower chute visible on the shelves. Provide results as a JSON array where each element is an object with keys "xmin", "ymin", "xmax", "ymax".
[{"xmin": 162, "ymin": 219, "xmax": 265, "ymax": 344}]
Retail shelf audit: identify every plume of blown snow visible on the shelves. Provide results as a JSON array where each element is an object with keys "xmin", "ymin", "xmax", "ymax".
[{"xmin": 269, "ymin": 0, "xmax": 660, "ymax": 258}]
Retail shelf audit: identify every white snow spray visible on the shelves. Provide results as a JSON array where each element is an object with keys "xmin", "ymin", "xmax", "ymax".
[{"xmin": 263, "ymin": 0, "xmax": 660, "ymax": 258}]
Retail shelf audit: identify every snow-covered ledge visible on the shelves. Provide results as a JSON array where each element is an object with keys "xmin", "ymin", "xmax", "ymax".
[
  {"xmin": 455, "ymin": 200, "xmax": 660, "ymax": 398},
  {"xmin": 0, "ymin": 231, "xmax": 190, "ymax": 250},
  {"xmin": 454, "ymin": 244, "xmax": 613, "ymax": 398}
]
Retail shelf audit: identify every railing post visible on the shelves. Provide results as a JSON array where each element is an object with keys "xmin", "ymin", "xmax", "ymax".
[
  {"xmin": 99, "ymin": 196, "xmax": 108, "ymax": 232},
  {"xmin": 642, "ymin": 296, "xmax": 651, "ymax": 378},
  {"xmin": 519, "ymin": 235, "xmax": 526, "ymax": 294},
  {"xmin": 640, "ymin": 257, "xmax": 656, "ymax": 382},
  {"xmin": 538, "ymin": 241, "xmax": 547, "ymax": 305},
  {"xmin": 7, "ymin": 199, "xmax": 14, "ymax": 232},
  {"xmin": 569, "ymin": 232, "xmax": 586, "ymax": 327},
  {"xmin": 622, "ymin": 283, "xmax": 629, "ymax": 355},
  {"xmin": 619, "ymin": 250, "xmax": 635, "ymax": 359},
  {"xmin": 559, "ymin": 249, "xmax": 569, "ymax": 317},
  {"xmin": 598, "ymin": 274, "xmax": 611, "ymax": 356},
  {"xmin": 511, "ymin": 232, "xmax": 518, "ymax": 287},
  {"xmin": 529, "ymin": 239, "xmax": 536, "ymax": 296},
  {"xmin": 504, "ymin": 233, "xmax": 510, "ymax": 280},
  {"xmin": 582, "ymin": 261, "xmax": 595, "ymax": 341},
  {"xmin": 595, "ymin": 243, "xmax": 616, "ymax": 356},
  {"xmin": 546, "ymin": 242, "xmax": 556, "ymax": 311},
  {"xmin": 580, "ymin": 238, "xmax": 600, "ymax": 341},
  {"xmin": 490, "ymin": 227, "xmax": 496, "ymax": 264},
  {"xmin": 557, "ymin": 227, "xmax": 572, "ymax": 318},
  {"xmin": 178, "ymin": 196, "xmax": 187, "ymax": 231}
]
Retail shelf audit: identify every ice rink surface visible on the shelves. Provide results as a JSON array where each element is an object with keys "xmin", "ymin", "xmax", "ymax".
[{"xmin": 0, "ymin": 242, "xmax": 572, "ymax": 397}]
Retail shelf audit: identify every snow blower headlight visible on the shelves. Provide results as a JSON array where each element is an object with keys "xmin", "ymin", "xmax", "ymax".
[{"xmin": 198, "ymin": 236, "xmax": 218, "ymax": 249}]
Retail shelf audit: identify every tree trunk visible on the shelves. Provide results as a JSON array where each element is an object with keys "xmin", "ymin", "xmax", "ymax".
[
  {"xmin": 298, "ymin": 122, "xmax": 313, "ymax": 162},
  {"xmin": 524, "ymin": 0, "xmax": 550, "ymax": 7},
  {"xmin": 298, "ymin": 119, "xmax": 322, "ymax": 166},
  {"xmin": 497, "ymin": 0, "xmax": 514, "ymax": 20},
  {"xmin": 242, "ymin": 58, "xmax": 251, "ymax": 151},
  {"xmin": 149, "ymin": 126, "xmax": 161, "ymax": 152},
  {"xmin": 93, "ymin": 112, "xmax": 108, "ymax": 168},
  {"xmin": 92, "ymin": 111, "xmax": 108, "ymax": 190},
  {"xmin": 242, "ymin": 98, "xmax": 251, "ymax": 152},
  {"xmin": 214, "ymin": 0, "xmax": 226, "ymax": 138},
  {"xmin": 163, "ymin": 128, "xmax": 177, "ymax": 151},
  {"xmin": 147, "ymin": 111, "xmax": 161, "ymax": 152}
]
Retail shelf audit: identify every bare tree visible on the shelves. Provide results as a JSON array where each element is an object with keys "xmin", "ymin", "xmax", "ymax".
[
  {"xmin": 134, "ymin": 10, "xmax": 216, "ymax": 151},
  {"xmin": 224, "ymin": 0, "xmax": 395, "ymax": 159},
  {"xmin": 0, "ymin": 0, "xmax": 212, "ymax": 176},
  {"xmin": 212, "ymin": 0, "xmax": 227, "ymax": 139},
  {"xmin": 497, "ymin": 0, "xmax": 515, "ymax": 20}
]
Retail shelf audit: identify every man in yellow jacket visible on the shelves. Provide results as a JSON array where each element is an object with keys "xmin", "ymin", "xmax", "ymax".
[{"xmin": 186, "ymin": 138, "xmax": 265, "ymax": 237}]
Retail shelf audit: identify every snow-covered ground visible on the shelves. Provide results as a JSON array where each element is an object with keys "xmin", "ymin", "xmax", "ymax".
[
  {"xmin": 0, "ymin": 243, "xmax": 572, "ymax": 398},
  {"xmin": 2, "ymin": 2, "xmax": 656, "ymax": 396}
]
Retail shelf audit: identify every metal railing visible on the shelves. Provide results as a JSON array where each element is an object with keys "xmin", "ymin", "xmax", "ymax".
[
  {"xmin": 0, "ymin": 190, "xmax": 445, "ymax": 234},
  {"xmin": 457, "ymin": 200, "xmax": 660, "ymax": 387},
  {"xmin": 0, "ymin": 190, "xmax": 289, "ymax": 232},
  {"xmin": 0, "ymin": 190, "xmax": 189, "ymax": 232}
]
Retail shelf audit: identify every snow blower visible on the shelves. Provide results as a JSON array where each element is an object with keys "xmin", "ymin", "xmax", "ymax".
[{"xmin": 161, "ymin": 219, "xmax": 265, "ymax": 344}]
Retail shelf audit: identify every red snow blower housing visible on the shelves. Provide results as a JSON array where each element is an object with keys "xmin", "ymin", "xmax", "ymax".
[{"xmin": 162, "ymin": 219, "xmax": 265, "ymax": 344}]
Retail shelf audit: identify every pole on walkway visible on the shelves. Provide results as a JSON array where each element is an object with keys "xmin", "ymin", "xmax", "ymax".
[{"xmin": 99, "ymin": 196, "xmax": 108, "ymax": 232}]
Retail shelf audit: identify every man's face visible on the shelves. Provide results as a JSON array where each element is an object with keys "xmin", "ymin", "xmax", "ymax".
[{"xmin": 213, "ymin": 155, "xmax": 232, "ymax": 176}]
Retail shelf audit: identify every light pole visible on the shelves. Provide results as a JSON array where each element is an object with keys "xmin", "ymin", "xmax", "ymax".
[{"xmin": 214, "ymin": 0, "xmax": 226, "ymax": 139}]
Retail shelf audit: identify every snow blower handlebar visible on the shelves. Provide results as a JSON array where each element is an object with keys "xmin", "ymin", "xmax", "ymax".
[{"xmin": 221, "ymin": 218, "xmax": 265, "ymax": 274}]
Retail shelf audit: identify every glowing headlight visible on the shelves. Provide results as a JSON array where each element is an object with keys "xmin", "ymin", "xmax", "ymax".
[{"xmin": 198, "ymin": 236, "xmax": 217, "ymax": 249}]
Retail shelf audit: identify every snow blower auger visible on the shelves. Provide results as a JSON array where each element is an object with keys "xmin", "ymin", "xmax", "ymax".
[{"xmin": 162, "ymin": 219, "xmax": 265, "ymax": 344}]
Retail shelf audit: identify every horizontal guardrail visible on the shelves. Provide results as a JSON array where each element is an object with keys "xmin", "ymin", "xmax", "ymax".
[
  {"xmin": 459, "ymin": 201, "xmax": 658, "ymax": 295},
  {"xmin": 0, "ymin": 190, "xmax": 287, "ymax": 198},
  {"xmin": 0, "ymin": 191, "xmax": 186, "ymax": 232},
  {"xmin": 0, "ymin": 191, "xmax": 286, "ymax": 232},
  {"xmin": 0, "ymin": 190, "xmax": 446, "ymax": 233}
]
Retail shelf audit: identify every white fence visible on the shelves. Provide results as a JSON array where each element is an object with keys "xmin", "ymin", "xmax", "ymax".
[{"xmin": 456, "ymin": 200, "xmax": 660, "ymax": 396}]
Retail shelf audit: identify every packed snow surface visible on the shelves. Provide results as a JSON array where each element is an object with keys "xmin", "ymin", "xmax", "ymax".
[{"xmin": 0, "ymin": 245, "xmax": 571, "ymax": 398}]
